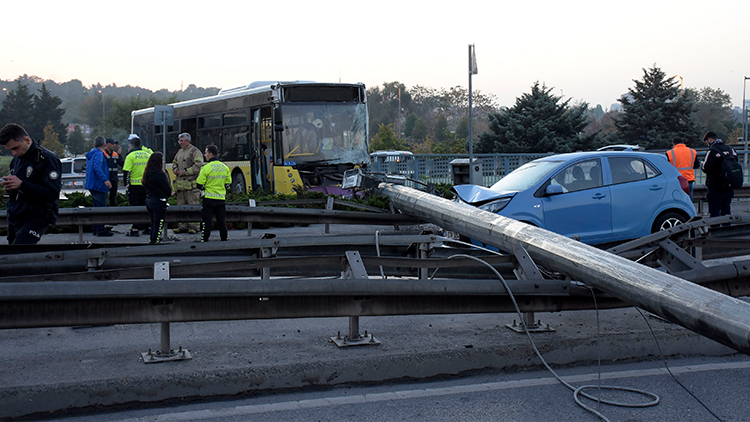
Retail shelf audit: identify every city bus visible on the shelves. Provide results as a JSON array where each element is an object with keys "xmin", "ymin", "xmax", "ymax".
[{"xmin": 130, "ymin": 81, "xmax": 370, "ymax": 194}]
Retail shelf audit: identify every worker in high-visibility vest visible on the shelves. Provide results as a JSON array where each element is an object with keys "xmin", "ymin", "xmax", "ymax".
[
  {"xmin": 123, "ymin": 134, "xmax": 153, "ymax": 236},
  {"xmin": 666, "ymin": 137, "xmax": 699, "ymax": 199},
  {"xmin": 196, "ymin": 144, "xmax": 231, "ymax": 242}
]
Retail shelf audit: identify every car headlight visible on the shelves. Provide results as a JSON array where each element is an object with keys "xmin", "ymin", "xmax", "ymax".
[{"xmin": 478, "ymin": 198, "xmax": 511, "ymax": 213}]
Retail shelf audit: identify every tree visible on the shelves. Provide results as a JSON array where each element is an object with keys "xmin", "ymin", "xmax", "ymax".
[
  {"xmin": 32, "ymin": 83, "xmax": 67, "ymax": 144},
  {"xmin": 476, "ymin": 82, "xmax": 589, "ymax": 153},
  {"xmin": 369, "ymin": 124, "xmax": 404, "ymax": 152},
  {"xmin": 67, "ymin": 125, "xmax": 86, "ymax": 156},
  {"xmin": 686, "ymin": 87, "xmax": 736, "ymax": 143},
  {"xmin": 0, "ymin": 80, "xmax": 35, "ymax": 132},
  {"xmin": 42, "ymin": 124, "xmax": 65, "ymax": 157},
  {"xmin": 403, "ymin": 113, "xmax": 418, "ymax": 138},
  {"xmin": 411, "ymin": 118, "xmax": 428, "ymax": 140},
  {"xmin": 433, "ymin": 114, "xmax": 448, "ymax": 141},
  {"xmin": 614, "ymin": 65, "xmax": 697, "ymax": 149}
]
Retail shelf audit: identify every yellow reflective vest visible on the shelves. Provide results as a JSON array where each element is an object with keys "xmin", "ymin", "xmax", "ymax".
[
  {"xmin": 196, "ymin": 159, "xmax": 231, "ymax": 200},
  {"xmin": 123, "ymin": 147, "xmax": 152, "ymax": 186}
]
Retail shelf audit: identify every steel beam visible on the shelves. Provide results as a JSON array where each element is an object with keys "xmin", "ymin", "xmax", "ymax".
[{"xmin": 380, "ymin": 184, "xmax": 750, "ymax": 354}]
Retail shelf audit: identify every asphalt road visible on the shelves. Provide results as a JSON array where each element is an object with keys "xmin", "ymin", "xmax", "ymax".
[{"xmin": 52, "ymin": 354, "xmax": 750, "ymax": 422}]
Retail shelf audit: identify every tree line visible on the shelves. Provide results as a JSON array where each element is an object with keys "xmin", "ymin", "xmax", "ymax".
[{"xmin": 0, "ymin": 65, "xmax": 742, "ymax": 158}]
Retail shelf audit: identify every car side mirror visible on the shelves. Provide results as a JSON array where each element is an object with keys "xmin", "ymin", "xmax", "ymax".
[{"xmin": 546, "ymin": 184, "xmax": 563, "ymax": 196}]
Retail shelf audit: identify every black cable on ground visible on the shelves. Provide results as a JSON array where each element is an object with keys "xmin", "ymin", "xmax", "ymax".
[
  {"xmin": 635, "ymin": 308, "xmax": 724, "ymax": 422},
  {"xmin": 432, "ymin": 238, "xmax": 660, "ymax": 422}
]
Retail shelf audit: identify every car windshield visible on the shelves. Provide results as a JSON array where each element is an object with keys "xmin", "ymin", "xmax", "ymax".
[{"xmin": 490, "ymin": 160, "xmax": 562, "ymax": 191}]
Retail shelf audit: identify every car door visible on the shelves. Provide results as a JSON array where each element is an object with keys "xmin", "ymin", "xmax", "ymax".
[
  {"xmin": 541, "ymin": 158, "xmax": 612, "ymax": 244},
  {"xmin": 606, "ymin": 156, "xmax": 666, "ymax": 239}
]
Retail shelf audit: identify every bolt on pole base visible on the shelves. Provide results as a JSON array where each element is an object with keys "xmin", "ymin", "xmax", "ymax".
[
  {"xmin": 506, "ymin": 312, "xmax": 556, "ymax": 334},
  {"xmin": 330, "ymin": 330, "xmax": 381, "ymax": 348},
  {"xmin": 141, "ymin": 346, "xmax": 192, "ymax": 364}
]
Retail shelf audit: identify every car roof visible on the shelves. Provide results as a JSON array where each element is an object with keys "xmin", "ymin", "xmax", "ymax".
[{"xmin": 535, "ymin": 150, "xmax": 660, "ymax": 162}]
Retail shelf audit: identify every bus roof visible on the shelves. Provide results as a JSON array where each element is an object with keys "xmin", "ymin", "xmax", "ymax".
[{"xmin": 131, "ymin": 81, "xmax": 366, "ymax": 117}]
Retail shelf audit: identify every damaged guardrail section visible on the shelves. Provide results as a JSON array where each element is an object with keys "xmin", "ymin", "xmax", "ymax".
[{"xmin": 379, "ymin": 183, "xmax": 750, "ymax": 354}]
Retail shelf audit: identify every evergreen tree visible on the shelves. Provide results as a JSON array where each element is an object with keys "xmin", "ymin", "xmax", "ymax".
[
  {"xmin": 67, "ymin": 125, "xmax": 86, "ymax": 156},
  {"xmin": 411, "ymin": 118, "xmax": 428, "ymax": 140},
  {"xmin": 0, "ymin": 80, "xmax": 35, "ymax": 132},
  {"xmin": 434, "ymin": 114, "xmax": 448, "ymax": 141},
  {"xmin": 455, "ymin": 116, "xmax": 470, "ymax": 140},
  {"xmin": 403, "ymin": 113, "xmax": 418, "ymax": 138},
  {"xmin": 614, "ymin": 65, "xmax": 697, "ymax": 148},
  {"xmin": 32, "ymin": 83, "xmax": 67, "ymax": 144},
  {"xmin": 476, "ymin": 82, "xmax": 589, "ymax": 153},
  {"xmin": 369, "ymin": 124, "xmax": 404, "ymax": 152},
  {"xmin": 42, "ymin": 124, "xmax": 65, "ymax": 157}
]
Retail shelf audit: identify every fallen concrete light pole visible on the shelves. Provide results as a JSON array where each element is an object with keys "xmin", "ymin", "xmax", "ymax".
[{"xmin": 379, "ymin": 184, "xmax": 750, "ymax": 354}]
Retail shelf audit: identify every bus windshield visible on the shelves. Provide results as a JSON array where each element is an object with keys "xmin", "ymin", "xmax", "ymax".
[{"xmin": 281, "ymin": 103, "xmax": 369, "ymax": 165}]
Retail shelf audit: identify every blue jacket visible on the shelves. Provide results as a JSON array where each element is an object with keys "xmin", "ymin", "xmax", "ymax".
[{"xmin": 85, "ymin": 147, "xmax": 110, "ymax": 193}]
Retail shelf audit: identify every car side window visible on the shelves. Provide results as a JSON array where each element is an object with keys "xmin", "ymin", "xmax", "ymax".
[
  {"xmin": 608, "ymin": 157, "xmax": 654, "ymax": 184},
  {"xmin": 557, "ymin": 159, "xmax": 603, "ymax": 193}
]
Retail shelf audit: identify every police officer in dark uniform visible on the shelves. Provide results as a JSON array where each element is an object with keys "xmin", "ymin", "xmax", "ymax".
[
  {"xmin": 0, "ymin": 123, "xmax": 62, "ymax": 245},
  {"xmin": 104, "ymin": 137, "xmax": 122, "ymax": 206}
]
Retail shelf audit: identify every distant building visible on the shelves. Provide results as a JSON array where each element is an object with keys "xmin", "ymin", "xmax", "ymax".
[{"xmin": 67, "ymin": 124, "xmax": 91, "ymax": 135}]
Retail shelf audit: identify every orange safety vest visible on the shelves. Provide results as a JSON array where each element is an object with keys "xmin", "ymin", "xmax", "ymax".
[{"xmin": 667, "ymin": 144, "xmax": 696, "ymax": 182}]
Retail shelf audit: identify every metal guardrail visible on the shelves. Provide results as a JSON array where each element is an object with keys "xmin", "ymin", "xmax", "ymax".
[
  {"xmin": 380, "ymin": 184, "xmax": 750, "ymax": 354},
  {"xmin": 0, "ymin": 203, "xmax": 418, "ymax": 235},
  {"xmin": 370, "ymin": 150, "xmax": 750, "ymax": 188}
]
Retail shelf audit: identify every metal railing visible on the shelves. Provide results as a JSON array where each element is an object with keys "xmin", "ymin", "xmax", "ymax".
[{"xmin": 369, "ymin": 150, "xmax": 750, "ymax": 188}]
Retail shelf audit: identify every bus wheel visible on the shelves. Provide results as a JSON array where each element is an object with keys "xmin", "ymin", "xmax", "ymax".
[{"xmin": 232, "ymin": 172, "xmax": 246, "ymax": 193}]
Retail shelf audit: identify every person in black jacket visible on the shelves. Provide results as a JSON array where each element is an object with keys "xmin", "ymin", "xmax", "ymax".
[
  {"xmin": 142, "ymin": 152, "xmax": 173, "ymax": 244},
  {"xmin": 0, "ymin": 123, "xmax": 62, "ymax": 244},
  {"xmin": 701, "ymin": 131, "xmax": 738, "ymax": 218}
]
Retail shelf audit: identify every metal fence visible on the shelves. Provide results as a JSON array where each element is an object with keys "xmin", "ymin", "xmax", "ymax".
[{"xmin": 369, "ymin": 150, "xmax": 750, "ymax": 188}]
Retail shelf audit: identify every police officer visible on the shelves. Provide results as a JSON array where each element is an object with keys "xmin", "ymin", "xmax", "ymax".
[
  {"xmin": 122, "ymin": 134, "xmax": 152, "ymax": 236},
  {"xmin": 103, "ymin": 137, "xmax": 122, "ymax": 206},
  {"xmin": 196, "ymin": 144, "xmax": 231, "ymax": 242},
  {"xmin": 0, "ymin": 123, "xmax": 62, "ymax": 245}
]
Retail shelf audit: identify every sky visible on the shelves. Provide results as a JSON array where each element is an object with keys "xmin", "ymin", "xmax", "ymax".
[{"xmin": 2, "ymin": 0, "xmax": 749, "ymax": 110}]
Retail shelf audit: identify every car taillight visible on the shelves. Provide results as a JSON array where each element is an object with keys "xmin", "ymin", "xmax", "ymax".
[{"xmin": 677, "ymin": 175, "xmax": 690, "ymax": 196}]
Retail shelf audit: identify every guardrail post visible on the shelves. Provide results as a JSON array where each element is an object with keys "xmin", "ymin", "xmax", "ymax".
[
  {"xmin": 505, "ymin": 246, "xmax": 554, "ymax": 333},
  {"xmin": 331, "ymin": 251, "xmax": 381, "ymax": 347},
  {"xmin": 78, "ymin": 225, "xmax": 84, "ymax": 243},
  {"xmin": 324, "ymin": 197, "xmax": 334, "ymax": 234},
  {"xmin": 259, "ymin": 233, "xmax": 276, "ymax": 279},
  {"xmin": 247, "ymin": 199, "xmax": 256, "ymax": 236},
  {"xmin": 141, "ymin": 261, "xmax": 192, "ymax": 363}
]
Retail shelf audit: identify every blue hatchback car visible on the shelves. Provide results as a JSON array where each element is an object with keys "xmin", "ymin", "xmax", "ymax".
[{"xmin": 452, "ymin": 151, "xmax": 696, "ymax": 245}]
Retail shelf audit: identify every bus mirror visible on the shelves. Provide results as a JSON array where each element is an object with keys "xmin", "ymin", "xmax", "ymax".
[{"xmin": 273, "ymin": 108, "xmax": 284, "ymax": 132}]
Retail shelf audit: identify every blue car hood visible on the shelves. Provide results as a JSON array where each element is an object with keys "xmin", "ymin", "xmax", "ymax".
[{"xmin": 453, "ymin": 185, "xmax": 517, "ymax": 205}]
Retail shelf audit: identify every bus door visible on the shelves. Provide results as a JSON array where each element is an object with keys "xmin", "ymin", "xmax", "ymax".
[{"xmin": 250, "ymin": 109, "xmax": 263, "ymax": 191}]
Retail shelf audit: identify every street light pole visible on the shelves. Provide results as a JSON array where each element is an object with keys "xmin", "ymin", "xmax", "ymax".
[
  {"xmin": 743, "ymin": 77, "xmax": 749, "ymax": 176},
  {"xmin": 99, "ymin": 90, "xmax": 105, "ymax": 121}
]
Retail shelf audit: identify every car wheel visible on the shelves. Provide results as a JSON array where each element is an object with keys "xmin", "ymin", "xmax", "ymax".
[{"xmin": 651, "ymin": 212, "xmax": 686, "ymax": 233}]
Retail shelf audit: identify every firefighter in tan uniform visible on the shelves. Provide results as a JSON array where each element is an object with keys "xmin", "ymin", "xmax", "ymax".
[{"xmin": 171, "ymin": 132, "xmax": 204, "ymax": 233}]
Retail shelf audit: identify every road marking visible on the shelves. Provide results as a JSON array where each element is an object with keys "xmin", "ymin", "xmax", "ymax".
[{"xmin": 113, "ymin": 360, "xmax": 750, "ymax": 421}]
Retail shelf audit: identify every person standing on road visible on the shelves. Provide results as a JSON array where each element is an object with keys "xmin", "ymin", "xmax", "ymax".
[
  {"xmin": 0, "ymin": 123, "xmax": 62, "ymax": 245},
  {"xmin": 103, "ymin": 137, "xmax": 122, "ymax": 206},
  {"xmin": 122, "ymin": 134, "xmax": 152, "ymax": 236},
  {"xmin": 666, "ymin": 137, "xmax": 699, "ymax": 199},
  {"xmin": 701, "ymin": 131, "xmax": 738, "ymax": 218},
  {"xmin": 172, "ymin": 133, "xmax": 203, "ymax": 234},
  {"xmin": 143, "ymin": 152, "xmax": 173, "ymax": 245},
  {"xmin": 85, "ymin": 136, "xmax": 113, "ymax": 237},
  {"xmin": 196, "ymin": 144, "xmax": 231, "ymax": 242}
]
